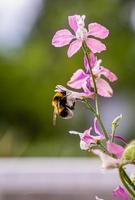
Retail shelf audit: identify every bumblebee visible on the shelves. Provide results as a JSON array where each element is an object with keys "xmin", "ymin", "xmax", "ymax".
[{"xmin": 52, "ymin": 91, "xmax": 75, "ymax": 125}]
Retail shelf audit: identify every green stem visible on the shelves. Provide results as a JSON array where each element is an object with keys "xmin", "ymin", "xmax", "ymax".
[
  {"xmin": 119, "ymin": 166, "xmax": 135, "ymax": 199},
  {"xmin": 111, "ymin": 128, "xmax": 116, "ymax": 143},
  {"xmin": 98, "ymin": 141, "xmax": 109, "ymax": 154},
  {"xmin": 82, "ymin": 44, "xmax": 97, "ymax": 94},
  {"xmin": 82, "ymin": 98, "xmax": 96, "ymax": 114},
  {"xmin": 122, "ymin": 166, "xmax": 135, "ymax": 191},
  {"xmin": 97, "ymin": 115, "xmax": 109, "ymax": 140},
  {"xmin": 83, "ymin": 99, "xmax": 109, "ymax": 140}
]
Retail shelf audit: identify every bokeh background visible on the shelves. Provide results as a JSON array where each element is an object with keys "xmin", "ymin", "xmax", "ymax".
[{"xmin": 0, "ymin": 0, "xmax": 135, "ymax": 157}]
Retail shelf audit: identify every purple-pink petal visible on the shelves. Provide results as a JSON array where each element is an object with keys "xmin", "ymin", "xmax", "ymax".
[
  {"xmin": 83, "ymin": 55, "xmax": 90, "ymax": 73},
  {"xmin": 67, "ymin": 39, "xmax": 82, "ymax": 57},
  {"xmin": 91, "ymin": 118, "xmax": 105, "ymax": 141},
  {"xmin": 112, "ymin": 135, "xmax": 128, "ymax": 144},
  {"xmin": 82, "ymin": 80, "xmax": 93, "ymax": 95},
  {"xmin": 113, "ymin": 186, "xmax": 129, "ymax": 200},
  {"xmin": 55, "ymin": 85, "xmax": 88, "ymax": 100},
  {"xmin": 100, "ymin": 67, "xmax": 118, "ymax": 82},
  {"xmin": 90, "ymin": 52, "xmax": 97, "ymax": 68},
  {"xmin": 83, "ymin": 53, "xmax": 97, "ymax": 73},
  {"xmin": 106, "ymin": 141, "xmax": 124, "ymax": 158},
  {"xmin": 52, "ymin": 29, "xmax": 74, "ymax": 47},
  {"xmin": 67, "ymin": 69, "xmax": 87, "ymax": 89},
  {"xmin": 88, "ymin": 23, "xmax": 109, "ymax": 39},
  {"xmin": 86, "ymin": 38, "xmax": 106, "ymax": 53},
  {"xmin": 95, "ymin": 78, "xmax": 113, "ymax": 97},
  {"xmin": 81, "ymin": 127, "xmax": 103, "ymax": 144},
  {"xmin": 94, "ymin": 117, "xmax": 103, "ymax": 136},
  {"xmin": 81, "ymin": 128, "xmax": 93, "ymax": 144},
  {"xmin": 68, "ymin": 15, "xmax": 78, "ymax": 32}
]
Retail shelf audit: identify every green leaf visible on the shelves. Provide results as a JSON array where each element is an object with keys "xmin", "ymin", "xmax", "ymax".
[{"xmin": 121, "ymin": 140, "xmax": 135, "ymax": 165}]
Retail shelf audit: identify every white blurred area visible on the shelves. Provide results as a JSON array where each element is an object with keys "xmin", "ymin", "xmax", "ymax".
[
  {"xmin": 0, "ymin": 158, "xmax": 123, "ymax": 200},
  {"xmin": 0, "ymin": 0, "xmax": 43, "ymax": 50},
  {"xmin": 130, "ymin": 3, "xmax": 135, "ymax": 31}
]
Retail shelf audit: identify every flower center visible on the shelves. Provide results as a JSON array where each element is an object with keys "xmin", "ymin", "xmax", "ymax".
[
  {"xmin": 92, "ymin": 59, "xmax": 102, "ymax": 77},
  {"xmin": 76, "ymin": 27, "xmax": 87, "ymax": 40},
  {"xmin": 75, "ymin": 15, "xmax": 87, "ymax": 40}
]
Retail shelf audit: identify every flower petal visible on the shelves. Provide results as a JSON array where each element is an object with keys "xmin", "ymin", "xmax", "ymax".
[
  {"xmin": 82, "ymin": 79, "xmax": 92, "ymax": 94},
  {"xmin": 88, "ymin": 23, "xmax": 109, "ymax": 39},
  {"xmin": 95, "ymin": 78, "xmax": 113, "ymax": 97},
  {"xmin": 55, "ymin": 85, "xmax": 68, "ymax": 93},
  {"xmin": 86, "ymin": 38, "xmax": 106, "ymax": 53},
  {"xmin": 83, "ymin": 55, "xmax": 90, "ymax": 73},
  {"xmin": 52, "ymin": 29, "xmax": 74, "ymax": 47},
  {"xmin": 67, "ymin": 39, "xmax": 82, "ymax": 57},
  {"xmin": 100, "ymin": 67, "xmax": 118, "ymax": 82},
  {"xmin": 82, "ymin": 125, "xmax": 104, "ymax": 143},
  {"xmin": 83, "ymin": 53, "xmax": 97, "ymax": 73},
  {"xmin": 68, "ymin": 15, "xmax": 78, "ymax": 32},
  {"xmin": 79, "ymin": 79, "xmax": 95, "ymax": 98},
  {"xmin": 69, "ymin": 128, "xmax": 93, "ymax": 151},
  {"xmin": 55, "ymin": 85, "xmax": 84, "ymax": 100},
  {"xmin": 69, "ymin": 130, "xmax": 82, "ymax": 137},
  {"xmin": 81, "ymin": 127, "xmax": 93, "ymax": 143},
  {"xmin": 67, "ymin": 69, "xmax": 87, "ymax": 89},
  {"xmin": 94, "ymin": 117, "xmax": 104, "ymax": 137},
  {"xmin": 69, "ymin": 130, "xmax": 90, "ymax": 150},
  {"xmin": 80, "ymin": 140, "xmax": 90, "ymax": 150},
  {"xmin": 113, "ymin": 186, "xmax": 129, "ymax": 200},
  {"xmin": 95, "ymin": 196, "xmax": 104, "ymax": 200},
  {"xmin": 106, "ymin": 141, "xmax": 124, "ymax": 158},
  {"xmin": 111, "ymin": 134, "xmax": 128, "ymax": 144},
  {"xmin": 93, "ymin": 149, "xmax": 119, "ymax": 169},
  {"xmin": 90, "ymin": 52, "xmax": 97, "ymax": 68}
]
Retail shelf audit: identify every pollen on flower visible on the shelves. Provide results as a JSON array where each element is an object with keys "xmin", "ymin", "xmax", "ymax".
[
  {"xmin": 75, "ymin": 28, "xmax": 87, "ymax": 40},
  {"xmin": 76, "ymin": 15, "xmax": 86, "ymax": 27},
  {"xmin": 75, "ymin": 15, "xmax": 88, "ymax": 40}
]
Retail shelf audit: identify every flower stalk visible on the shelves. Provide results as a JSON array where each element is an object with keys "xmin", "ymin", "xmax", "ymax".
[
  {"xmin": 119, "ymin": 166, "xmax": 135, "ymax": 199},
  {"xmin": 82, "ymin": 43, "xmax": 109, "ymax": 140},
  {"xmin": 52, "ymin": 14, "xmax": 134, "ymax": 199}
]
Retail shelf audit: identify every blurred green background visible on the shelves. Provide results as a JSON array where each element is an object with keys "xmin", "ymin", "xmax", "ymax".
[{"xmin": 0, "ymin": 0, "xmax": 135, "ymax": 156}]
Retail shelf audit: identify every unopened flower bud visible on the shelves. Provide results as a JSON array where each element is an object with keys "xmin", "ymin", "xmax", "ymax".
[
  {"xmin": 112, "ymin": 114, "xmax": 122, "ymax": 128},
  {"xmin": 121, "ymin": 140, "xmax": 135, "ymax": 165}
]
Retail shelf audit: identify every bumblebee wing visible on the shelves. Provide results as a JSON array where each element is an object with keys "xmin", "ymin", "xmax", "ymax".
[{"xmin": 64, "ymin": 107, "xmax": 74, "ymax": 119}]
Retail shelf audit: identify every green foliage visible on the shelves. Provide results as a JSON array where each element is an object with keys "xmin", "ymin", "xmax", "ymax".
[{"xmin": 121, "ymin": 140, "xmax": 135, "ymax": 165}]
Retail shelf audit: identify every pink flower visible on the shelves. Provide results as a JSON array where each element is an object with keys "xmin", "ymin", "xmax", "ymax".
[
  {"xmin": 52, "ymin": 15, "xmax": 109, "ymax": 57},
  {"xmin": 95, "ymin": 186, "xmax": 129, "ymax": 200},
  {"xmin": 69, "ymin": 117, "xmax": 104, "ymax": 150},
  {"xmin": 113, "ymin": 186, "xmax": 129, "ymax": 200},
  {"xmin": 67, "ymin": 53, "xmax": 118, "ymax": 97},
  {"xmin": 106, "ymin": 141, "xmax": 124, "ymax": 159}
]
